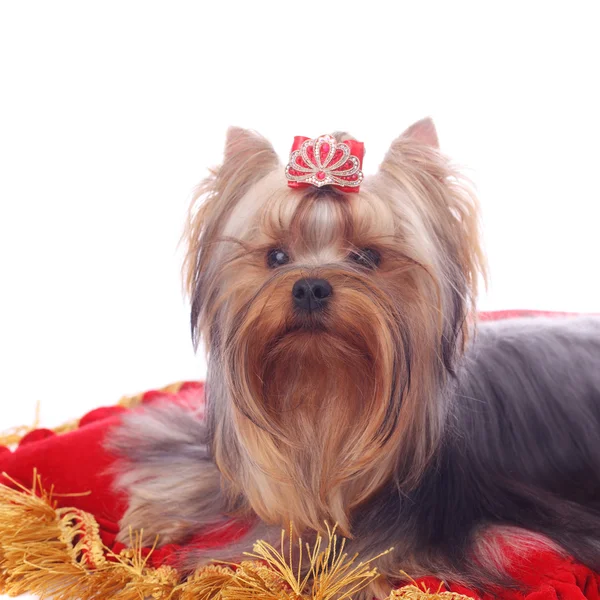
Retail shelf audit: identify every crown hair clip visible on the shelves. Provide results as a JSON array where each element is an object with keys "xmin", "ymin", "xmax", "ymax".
[{"xmin": 285, "ymin": 134, "xmax": 365, "ymax": 193}]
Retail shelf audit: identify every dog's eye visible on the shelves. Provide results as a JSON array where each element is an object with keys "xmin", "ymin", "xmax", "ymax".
[
  {"xmin": 266, "ymin": 248, "xmax": 290, "ymax": 268},
  {"xmin": 349, "ymin": 248, "xmax": 381, "ymax": 269}
]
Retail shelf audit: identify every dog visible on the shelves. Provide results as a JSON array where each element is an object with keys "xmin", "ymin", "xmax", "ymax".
[{"xmin": 108, "ymin": 119, "xmax": 600, "ymax": 596}]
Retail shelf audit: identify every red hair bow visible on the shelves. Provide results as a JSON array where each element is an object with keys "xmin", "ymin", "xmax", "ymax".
[{"xmin": 285, "ymin": 135, "xmax": 364, "ymax": 193}]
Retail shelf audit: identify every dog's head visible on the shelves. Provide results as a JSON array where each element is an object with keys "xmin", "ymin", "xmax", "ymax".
[{"xmin": 183, "ymin": 119, "xmax": 486, "ymax": 534}]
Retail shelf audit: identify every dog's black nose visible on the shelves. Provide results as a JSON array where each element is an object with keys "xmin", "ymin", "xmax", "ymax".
[{"xmin": 292, "ymin": 278, "xmax": 332, "ymax": 312}]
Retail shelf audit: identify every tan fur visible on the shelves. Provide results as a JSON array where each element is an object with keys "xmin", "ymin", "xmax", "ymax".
[{"xmin": 181, "ymin": 120, "xmax": 487, "ymax": 539}]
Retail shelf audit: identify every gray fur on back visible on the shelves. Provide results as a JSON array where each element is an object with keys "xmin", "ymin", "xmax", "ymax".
[{"xmin": 455, "ymin": 316, "xmax": 600, "ymax": 486}]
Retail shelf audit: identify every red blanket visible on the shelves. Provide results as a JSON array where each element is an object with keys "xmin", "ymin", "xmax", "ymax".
[{"xmin": 1, "ymin": 310, "xmax": 598, "ymax": 600}]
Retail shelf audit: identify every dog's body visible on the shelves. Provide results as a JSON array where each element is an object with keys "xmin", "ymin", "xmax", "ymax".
[{"xmin": 109, "ymin": 120, "xmax": 600, "ymax": 595}]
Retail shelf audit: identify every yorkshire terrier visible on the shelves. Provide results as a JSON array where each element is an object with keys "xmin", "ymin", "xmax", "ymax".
[{"xmin": 109, "ymin": 119, "xmax": 600, "ymax": 596}]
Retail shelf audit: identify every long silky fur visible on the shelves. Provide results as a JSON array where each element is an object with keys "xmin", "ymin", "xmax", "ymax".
[
  {"xmin": 347, "ymin": 315, "xmax": 600, "ymax": 587},
  {"xmin": 108, "ymin": 122, "xmax": 600, "ymax": 595}
]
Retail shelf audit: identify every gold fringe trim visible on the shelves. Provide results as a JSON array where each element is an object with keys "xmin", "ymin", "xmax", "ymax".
[
  {"xmin": 0, "ymin": 381, "xmax": 188, "ymax": 447},
  {"xmin": 390, "ymin": 574, "xmax": 476, "ymax": 600},
  {"xmin": 391, "ymin": 585, "xmax": 475, "ymax": 600},
  {"xmin": 0, "ymin": 473, "xmax": 475, "ymax": 600}
]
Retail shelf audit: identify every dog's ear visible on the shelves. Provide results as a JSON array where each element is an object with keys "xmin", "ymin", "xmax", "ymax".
[
  {"xmin": 379, "ymin": 118, "xmax": 439, "ymax": 172},
  {"xmin": 377, "ymin": 117, "xmax": 440, "ymax": 178},
  {"xmin": 184, "ymin": 128, "xmax": 279, "ymax": 347},
  {"xmin": 399, "ymin": 117, "xmax": 439, "ymax": 148},
  {"xmin": 223, "ymin": 126, "xmax": 279, "ymax": 167}
]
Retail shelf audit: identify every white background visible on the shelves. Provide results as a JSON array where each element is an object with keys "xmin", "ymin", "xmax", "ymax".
[{"xmin": 1, "ymin": 2, "xmax": 599, "ymax": 598}]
